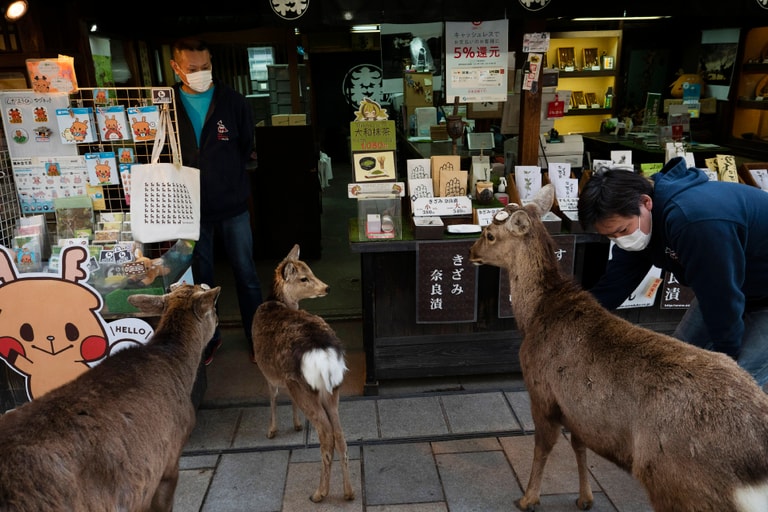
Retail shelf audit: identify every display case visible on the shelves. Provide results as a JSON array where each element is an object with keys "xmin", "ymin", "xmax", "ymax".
[
  {"xmin": 546, "ymin": 30, "xmax": 622, "ymax": 134},
  {"xmin": 731, "ymin": 26, "xmax": 768, "ymax": 152}
]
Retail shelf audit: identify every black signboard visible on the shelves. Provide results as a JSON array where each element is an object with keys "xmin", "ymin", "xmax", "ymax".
[{"xmin": 416, "ymin": 240, "xmax": 478, "ymax": 323}]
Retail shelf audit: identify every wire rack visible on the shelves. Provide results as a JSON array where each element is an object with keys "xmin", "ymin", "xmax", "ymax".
[
  {"xmin": 0, "ymin": 150, "xmax": 21, "ymax": 249},
  {"xmin": 0, "ymin": 87, "xmax": 182, "ymax": 257}
]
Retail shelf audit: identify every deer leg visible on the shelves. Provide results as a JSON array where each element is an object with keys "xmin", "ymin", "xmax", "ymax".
[
  {"xmin": 291, "ymin": 400, "xmax": 303, "ymax": 432},
  {"xmin": 569, "ymin": 433, "xmax": 594, "ymax": 510},
  {"xmin": 267, "ymin": 383, "xmax": 280, "ymax": 439},
  {"xmin": 149, "ymin": 461, "xmax": 179, "ymax": 512},
  {"xmin": 516, "ymin": 418, "xmax": 561, "ymax": 511},
  {"xmin": 327, "ymin": 389, "xmax": 355, "ymax": 500},
  {"xmin": 288, "ymin": 382, "xmax": 334, "ymax": 503}
]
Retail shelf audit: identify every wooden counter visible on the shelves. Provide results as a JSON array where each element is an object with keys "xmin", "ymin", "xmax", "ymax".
[{"xmin": 349, "ymin": 220, "xmax": 687, "ymax": 395}]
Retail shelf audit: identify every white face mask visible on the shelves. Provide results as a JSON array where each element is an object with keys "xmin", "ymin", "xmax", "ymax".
[
  {"xmin": 612, "ymin": 212, "xmax": 652, "ymax": 251},
  {"xmin": 184, "ymin": 69, "xmax": 213, "ymax": 93}
]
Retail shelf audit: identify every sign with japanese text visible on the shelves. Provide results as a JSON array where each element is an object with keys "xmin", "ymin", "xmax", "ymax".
[
  {"xmin": 660, "ymin": 271, "xmax": 695, "ymax": 309},
  {"xmin": 445, "ymin": 19, "xmax": 509, "ymax": 103},
  {"xmin": 349, "ymin": 120, "xmax": 396, "ymax": 152},
  {"xmin": 416, "ymin": 240, "xmax": 478, "ymax": 323},
  {"xmin": 411, "ymin": 195, "xmax": 473, "ymax": 217},
  {"xmin": 498, "ymin": 235, "xmax": 576, "ymax": 318}
]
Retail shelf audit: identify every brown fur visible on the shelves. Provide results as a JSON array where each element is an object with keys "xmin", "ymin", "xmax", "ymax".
[
  {"xmin": 469, "ymin": 185, "xmax": 768, "ymax": 512},
  {"xmin": 251, "ymin": 244, "xmax": 354, "ymax": 503},
  {"xmin": 0, "ymin": 283, "xmax": 220, "ymax": 512}
]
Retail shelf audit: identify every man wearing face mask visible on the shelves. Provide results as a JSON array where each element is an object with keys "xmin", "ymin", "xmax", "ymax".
[
  {"xmin": 578, "ymin": 156, "xmax": 768, "ymax": 389},
  {"xmin": 170, "ymin": 37, "xmax": 263, "ymax": 365}
]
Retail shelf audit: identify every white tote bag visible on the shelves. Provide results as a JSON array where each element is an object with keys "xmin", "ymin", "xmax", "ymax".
[{"xmin": 130, "ymin": 106, "xmax": 200, "ymax": 243}]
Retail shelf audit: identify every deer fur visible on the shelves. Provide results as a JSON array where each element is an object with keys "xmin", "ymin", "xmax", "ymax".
[
  {"xmin": 251, "ymin": 244, "xmax": 354, "ymax": 503},
  {"xmin": 0, "ymin": 283, "xmax": 220, "ymax": 512},
  {"xmin": 469, "ymin": 185, "xmax": 768, "ymax": 512}
]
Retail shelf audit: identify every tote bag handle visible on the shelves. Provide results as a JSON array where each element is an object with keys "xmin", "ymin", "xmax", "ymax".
[{"xmin": 149, "ymin": 104, "xmax": 182, "ymax": 167}]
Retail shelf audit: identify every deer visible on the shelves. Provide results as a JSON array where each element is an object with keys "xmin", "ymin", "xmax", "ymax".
[
  {"xmin": 0, "ymin": 283, "xmax": 220, "ymax": 512},
  {"xmin": 468, "ymin": 184, "xmax": 768, "ymax": 512},
  {"xmin": 251, "ymin": 243, "xmax": 354, "ymax": 503}
]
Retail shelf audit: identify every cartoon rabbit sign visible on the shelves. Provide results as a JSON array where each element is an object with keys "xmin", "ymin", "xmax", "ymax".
[{"xmin": 0, "ymin": 245, "xmax": 153, "ymax": 402}]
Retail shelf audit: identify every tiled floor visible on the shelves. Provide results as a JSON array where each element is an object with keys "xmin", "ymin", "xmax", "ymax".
[
  {"xmin": 174, "ymin": 325, "xmax": 654, "ymax": 512},
  {"xmin": 171, "ymin": 166, "xmax": 654, "ymax": 511}
]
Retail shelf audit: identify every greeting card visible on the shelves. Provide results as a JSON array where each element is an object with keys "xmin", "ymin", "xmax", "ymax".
[
  {"xmin": 85, "ymin": 151, "xmax": 118, "ymax": 185},
  {"xmin": 55, "ymin": 107, "xmax": 96, "ymax": 144},
  {"xmin": 127, "ymin": 106, "xmax": 159, "ymax": 141},
  {"xmin": 96, "ymin": 106, "xmax": 131, "ymax": 142}
]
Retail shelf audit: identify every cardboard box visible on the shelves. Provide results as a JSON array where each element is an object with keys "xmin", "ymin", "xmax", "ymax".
[
  {"xmin": 289, "ymin": 114, "xmax": 307, "ymax": 125},
  {"xmin": 271, "ymin": 114, "xmax": 290, "ymax": 126},
  {"xmin": 663, "ymin": 97, "xmax": 716, "ymax": 114}
]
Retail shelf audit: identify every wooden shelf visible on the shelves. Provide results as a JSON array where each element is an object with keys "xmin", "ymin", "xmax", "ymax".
[
  {"xmin": 741, "ymin": 63, "xmax": 768, "ymax": 74},
  {"xmin": 566, "ymin": 107, "xmax": 612, "ymax": 116},
  {"xmin": 556, "ymin": 69, "xmax": 616, "ymax": 78}
]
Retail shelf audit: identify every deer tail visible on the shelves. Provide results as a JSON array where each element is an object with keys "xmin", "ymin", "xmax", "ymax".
[{"xmin": 301, "ymin": 347, "xmax": 347, "ymax": 394}]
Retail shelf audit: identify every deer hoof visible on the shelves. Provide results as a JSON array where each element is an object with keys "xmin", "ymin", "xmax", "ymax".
[
  {"xmin": 515, "ymin": 498, "xmax": 538, "ymax": 511},
  {"xmin": 344, "ymin": 491, "xmax": 355, "ymax": 501},
  {"xmin": 576, "ymin": 498, "xmax": 593, "ymax": 510},
  {"xmin": 267, "ymin": 430, "xmax": 277, "ymax": 439},
  {"xmin": 293, "ymin": 424, "xmax": 303, "ymax": 432},
  {"xmin": 309, "ymin": 491, "xmax": 325, "ymax": 503}
]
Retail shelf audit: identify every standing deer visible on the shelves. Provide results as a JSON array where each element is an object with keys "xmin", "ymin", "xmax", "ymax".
[
  {"xmin": 251, "ymin": 244, "xmax": 354, "ymax": 503},
  {"xmin": 469, "ymin": 185, "xmax": 768, "ymax": 512},
  {"xmin": 0, "ymin": 283, "xmax": 220, "ymax": 512}
]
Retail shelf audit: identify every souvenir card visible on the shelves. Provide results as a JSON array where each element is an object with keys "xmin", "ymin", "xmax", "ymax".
[
  {"xmin": 0, "ymin": 90, "xmax": 76, "ymax": 159},
  {"xmin": 406, "ymin": 158, "xmax": 431, "ymax": 180},
  {"xmin": 117, "ymin": 147, "xmax": 135, "ymax": 163},
  {"xmin": 438, "ymin": 169, "xmax": 468, "ymax": 197},
  {"xmin": 430, "ymin": 155, "xmax": 461, "ymax": 197},
  {"xmin": 11, "ymin": 155, "xmax": 87, "ymax": 214},
  {"xmin": 514, "ymin": 165, "xmax": 543, "ymax": 204},
  {"xmin": 56, "ymin": 107, "xmax": 97, "ymax": 144},
  {"xmin": 408, "ymin": 178, "xmax": 435, "ymax": 201},
  {"xmin": 610, "ymin": 150, "xmax": 632, "ymax": 166},
  {"xmin": 127, "ymin": 105, "xmax": 159, "ymax": 141},
  {"xmin": 749, "ymin": 167, "xmax": 768, "ymax": 191},
  {"xmin": 12, "ymin": 234, "xmax": 42, "ymax": 272},
  {"xmin": 119, "ymin": 163, "xmax": 132, "ymax": 205},
  {"xmin": 352, "ymin": 151, "xmax": 396, "ymax": 182},
  {"xmin": 26, "ymin": 56, "xmax": 78, "ymax": 94},
  {"xmin": 548, "ymin": 162, "xmax": 571, "ymax": 186},
  {"xmin": 85, "ymin": 151, "xmax": 118, "ymax": 185},
  {"xmin": 96, "ymin": 106, "xmax": 131, "ymax": 142},
  {"xmin": 93, "ymin": 88, "xmax": 111, "ymax": 105}
]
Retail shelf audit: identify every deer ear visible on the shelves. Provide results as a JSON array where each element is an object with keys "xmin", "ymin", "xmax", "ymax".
[
  {"xmin": 287, "ymin": 244, "xmax": 300, "ymax": 261},
  {"xmin": 127, "ymin": 293, "xmax": 166, "ymax": 314},
  {"xmin": 530, "ymin": 184, "xmax": 555, "ymax": 216},
  {"xmin": 506, "ymin": 210, "xmax": 532, "ymax": 235}
]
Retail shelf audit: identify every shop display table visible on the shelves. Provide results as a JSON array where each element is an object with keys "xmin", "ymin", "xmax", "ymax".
[{"xmin": 349, "ymin": 220, "xmax": 687, "ymax": 395}]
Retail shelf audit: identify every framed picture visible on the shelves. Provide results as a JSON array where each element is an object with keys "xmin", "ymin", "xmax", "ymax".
[
  {"xmin": 571, "ymin": 91, "xmax": 587, "ymax": 108},
  {"xmin": 582, "ymin": 48, "xmax": 599, "ymax": 69},
  {"xmin": 557, "ymin": 47, "xmax": 575, "ymax": 70},
  {"xmin": 601, "ymin": 55, "xmax": 615, "ymax": 70},
  {"xmin": 467, "ymin": 101, "xmax": 503, "ymax": 119},
  {"xmin": 584, "ymin": 92, "xmax": 598, "ymax": 107}
]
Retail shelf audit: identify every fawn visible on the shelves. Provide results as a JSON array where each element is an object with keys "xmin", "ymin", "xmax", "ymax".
[
  {"xmin": 251, "ymin": 244, "xmax": 354, "ymax": 503},
  {"xmin": 0, "ymin": 283, "xmax": 220, "ymax": 512},
  {"xmin": 469, "ymin": 185, "xmax": 768, "ymax": 512}
]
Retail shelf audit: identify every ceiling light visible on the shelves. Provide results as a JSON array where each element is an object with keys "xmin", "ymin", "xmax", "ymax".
[
  {"xmin": 351, "ymin": 24, "xmax": 379, "ymax": 33},
  {"xmin": 90, "ymin": 24, "xmax": 97, "ymax": 32},
  {"xmin": 572, "ymin": 15, "xmax": 671, "ymax": 21},
  {"xmin": 5, "ymin": 0, "xmax": 27, "ymax": 21}
]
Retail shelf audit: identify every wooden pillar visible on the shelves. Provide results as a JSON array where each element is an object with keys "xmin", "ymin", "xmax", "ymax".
[{"xmin": 517, "ymin": 20, "xmax": 546, "ymax": 166}]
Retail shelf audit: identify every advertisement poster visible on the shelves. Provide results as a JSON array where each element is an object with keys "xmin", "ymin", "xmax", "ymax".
[
  {"xmin": 445, "ymin": 19, "xmax": 508, "ymax": 103},
  {"xmin": 10, "ymin": 155, "xmax": 88, "ymax": 214}
]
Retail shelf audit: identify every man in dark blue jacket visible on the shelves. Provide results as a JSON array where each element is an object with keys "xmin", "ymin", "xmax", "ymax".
[
  {"xmin": 170, "ymin": 38, "xmax": 263, "ymax": 364},
  {"xmin": 578, "ymin": 156, "xmax": 768, "ymax": 389}
]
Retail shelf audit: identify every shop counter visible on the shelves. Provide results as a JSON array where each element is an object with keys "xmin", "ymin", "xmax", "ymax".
[
  {"xmin": 581, "ymin": 132, "xmax": 730, "ymax": 167},
  {"xmin": 349, "ymin": 220, "xmax": 687, "ymax": 395}
]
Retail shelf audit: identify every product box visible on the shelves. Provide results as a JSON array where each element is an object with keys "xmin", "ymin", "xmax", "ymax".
[
  {"xmin": 289, "ymin": 114, "xmax": 307, "ymax": 125},
  {"xmin": 271, "ymin": 114, "xmax": 290, "ymax": 126},
  {"xmin": 412, "ymin": 216, "xmax": 444, "ymax": 239},
  {"xmin": 357, "ymin": 194, "xmax": 402, "ymax": 241}
]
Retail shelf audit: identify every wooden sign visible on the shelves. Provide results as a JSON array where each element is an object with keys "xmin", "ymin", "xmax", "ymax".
[{"xmin": 416, "ymin": 240, "xmax": 477, "ymax": 323}]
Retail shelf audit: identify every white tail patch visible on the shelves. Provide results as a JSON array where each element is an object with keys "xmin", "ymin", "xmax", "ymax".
[
  {"xmin": 734, "ymin": 482, "xmax": 768, "ymax": 511},
  {"xmin": 301, "ymin": 348, "xmax": 348, "ymax": 393}
]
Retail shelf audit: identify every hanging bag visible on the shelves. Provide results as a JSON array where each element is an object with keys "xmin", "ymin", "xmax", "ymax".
[{"xmin": 130, "ymin": 105, "xmax": 200, "ymax": 243}]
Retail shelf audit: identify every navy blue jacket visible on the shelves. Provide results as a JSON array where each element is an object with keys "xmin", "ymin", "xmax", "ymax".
[
  {"xmin": 173, "ymin": 81, "xmax": 254, "ymax": 223},
  {"xmin": 590, "ymin": 156, "xmax": 768, "ymax": 357}
]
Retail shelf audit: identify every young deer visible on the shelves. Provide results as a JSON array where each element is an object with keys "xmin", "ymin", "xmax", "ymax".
[
  {"xmin": 469, "ymin": 185, "xmax": 768, "ymax": 512},
  {"xmin": 251, "ymin": 244, "xmax": 354, "ymax": 503},
  {"xmin": 0, "ymin": 283, "xmax": 220, "ymax": 512}
]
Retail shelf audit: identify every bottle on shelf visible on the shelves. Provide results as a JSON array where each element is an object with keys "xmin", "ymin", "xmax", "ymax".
[{"xmin": 604, "ymin": 87, "xmax": 614, "ymax": 109}]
